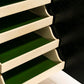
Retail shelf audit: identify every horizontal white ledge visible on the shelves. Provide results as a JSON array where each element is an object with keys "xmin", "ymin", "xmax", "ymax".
[
  {"xmin": 0, "ymin": 16, "xmax": 53, "ymax": 44},
  {"xmin": 0, "ymin": 0, "xmax": 51, "ymax": 18},
  {"xmin": 1, "ymin": 39, "xmax": 59, "ymax": 73},
  {"xmin": 23, "ymin": 62, "xmax": 65, "ymax": 84},
  {"xmin": 49, "ymin": 71, "xmax": 81, "ymax": 84}
]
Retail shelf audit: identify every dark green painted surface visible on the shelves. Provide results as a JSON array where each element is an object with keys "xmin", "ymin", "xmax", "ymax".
[
  {"xmin": 0, "ymin": 10, "xmax": 43, "ymax": 33},
  {"xmin": 0, "ymin": 33, "xmax": 50, "ymax": 63},
  {"xmin": 3, "ymin": 56, "xmax": 57, "ymax": 84},
  {"xmin": 0, "ymin": 0, "xmax": 25, "ymax": 7}
]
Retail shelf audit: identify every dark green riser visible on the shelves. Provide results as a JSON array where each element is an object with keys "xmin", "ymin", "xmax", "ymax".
[
  {"xmin": 0, "ymin": 0, "xmax": 25, "ymax": 7},
  {"xmin": 3, "ymin": 56, "xmax": 57, "ymax": 84},
  {"xmin": 0, "ymin": 33, "xmax": 50, "ymax": 63},
  {"xmin": 0, "ymin": 10, "xmax": 43, "ymax": 33}
]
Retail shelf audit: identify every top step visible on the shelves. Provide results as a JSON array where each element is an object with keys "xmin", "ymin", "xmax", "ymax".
[{"xmin": 0, "ymin": 0, "xmax": 51, "ymax": 18}]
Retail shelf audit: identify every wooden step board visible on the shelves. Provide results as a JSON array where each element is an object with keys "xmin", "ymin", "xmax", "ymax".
[
  {"xmin": 0, "ymin": 10, "xmax": 43, "ymax": 33},
  {"xmin": 0, "ymin": 33, "xmax": 50, "ymax": 63},
  {"xmin": 2, "ymin": 56, "xmax": 57, "ymax": 84},
  {"xmin": 0, "ymin": 32, "xmax": 59, "ymax": 73},
  {"xmin": 2, "ymin": 56, "xmax": 62, "ymax": 84},
  {"xmin": 0, "ymin": 0, "xmax": 51, "ymax": 18},
  {"xmin": 0, "ymin": 10, "xmax": 53, "ymax": 44}
]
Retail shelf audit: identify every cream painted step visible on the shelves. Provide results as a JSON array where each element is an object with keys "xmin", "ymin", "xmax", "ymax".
[
  {"xmin": 0, "ymin": 32, "xmax": 59, "ymax": 73},
  {"xmin": 0, "ymin": 50, "xmax": 65, "ymax": 84},
  {"xmin": 0, "ymin": 0, "xmax": 51, "ymax": 18},
  {"xmin": 0, "ymin": 16, "xmax": 53, "ymax": 44}
]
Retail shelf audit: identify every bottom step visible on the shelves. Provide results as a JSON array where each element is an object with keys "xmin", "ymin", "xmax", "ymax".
[{"xmin": 0, "ymin": 55, "xmax": 64, "ymax": 84}]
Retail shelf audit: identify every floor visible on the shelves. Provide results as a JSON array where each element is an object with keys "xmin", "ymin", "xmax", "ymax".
[{"xmin": 40, "ymin": 71, "xmax": 81, "ymax": 84}]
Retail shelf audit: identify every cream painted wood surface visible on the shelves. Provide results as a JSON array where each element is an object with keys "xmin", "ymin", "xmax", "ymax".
[
  {"xmin": 0, "ymin": 2, "xmax": 65, "ymax": 83},
  {"xmin": 30, "ymin": 6, "xmax": 50, "ymax": 17},
  {"xmin": 0, "ymin": 0, "xmax": 51, "ymax": 18},
  {"xmin": 0, "ymin": 49, "xmax": 65, "ymax": 84},
  {"xmin": 23, "ymin": 62, "xmax": 65, "ymax": 84},
  {"xmin": 0, "ymin": 75, "xmax": 5, "ymax": 84},
  {"xmin": 0, "ymin": 39, "xmax": 59, "ymax": 73},
  {"xmin": 0, "ymin": 16, "xmax": 53, "ymax": 44}
]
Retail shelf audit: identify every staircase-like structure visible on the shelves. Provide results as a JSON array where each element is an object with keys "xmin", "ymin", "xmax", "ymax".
[{"xmin": 0, "ymin": 0, "xmax": 64, "ymax": 84}]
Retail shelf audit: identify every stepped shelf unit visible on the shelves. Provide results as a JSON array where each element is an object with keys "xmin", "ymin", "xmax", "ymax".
[{"xmin": 0, "ymin": 0, "xmax": 65, "ymax": 84}]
